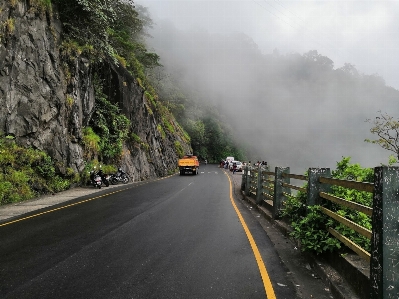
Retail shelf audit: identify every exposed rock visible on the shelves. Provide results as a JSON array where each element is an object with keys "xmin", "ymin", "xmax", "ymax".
[
  {"xmin": 0, "ymin": 1, "xmax": 191, "ymax": 181},
  {"xmin": 0, "ymin": 1, "xmax": 73, "ymax": 166}
]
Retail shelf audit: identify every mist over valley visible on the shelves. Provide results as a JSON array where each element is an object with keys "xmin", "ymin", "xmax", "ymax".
[{"xmin": 137, "ymin": 1, "xmax": 399, "ymax": 174}]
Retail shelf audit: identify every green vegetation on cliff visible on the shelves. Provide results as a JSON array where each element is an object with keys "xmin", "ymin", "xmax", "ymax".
[
  {"xmin": 90, "ymin": 75, "xmax": 131, "ymax": 162},
  {"xmin": 54, "ymin": 0, "xmax": 242, "ymax": 163},
  {"xmin": 55, "ymin": 0, "xmax": 160, "ymax": 88},
  {"xmin": 54, "ymin": 0, "xmax": 195, "ymax": 163},
  {"xmin": 0, "ymin": 136, "xmax": 78, "ymax": 205}
]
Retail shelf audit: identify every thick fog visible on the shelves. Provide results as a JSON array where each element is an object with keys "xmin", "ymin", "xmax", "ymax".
[{"xmin": 136, "ymin": 0, "xmax": 399, "ymax": 174}]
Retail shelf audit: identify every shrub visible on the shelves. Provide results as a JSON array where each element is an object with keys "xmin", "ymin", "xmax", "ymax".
[
  {"xmin": 0, "ymin": 137, "xmax": 74, "ymax": 205},
  {"xmin": 26, "ymin": 0, "xmax": 53, "ymax": 15},
  {"xmin": 114, "ymin": 54, "xmax": 127, "ymax": 68},
  {"xmin": 66, "ymin": 95, "xmax": 74, "ymax": 107},
  {"xmin": 157, "ymin": 124, "xmax": 166, "ymax": 139},
  {"xmin": 329, "ymin": 157, "xmax": 373, "ymax": 251},
  {"xmin": 0, "ymin": 149, "xmax": 15, "ymax": 166},
  {"xmin": 290, "ymin": 205, "xmax": 341, "ymax": 254},
  {"xmin": 130, "ymin": 133, "xmax": 141, "ymax": 144},
  {"xmin": 48, "ymin": 176, "xmax": 70, "ymax": 193},
  {"xmin": 163, "ymin": 117, "xmax": 175, "ymax": 134},
  {"xmin": 82, "ymin": 127, "xmax": 101, "ymax": 159},
  {"xmin": 174, "ymin": 141, "xmax": 184, "ymax": 158},
  {"xmin": 145, "ymin": 91, "xmax": 157, "ymax": 109},
  {"xmin": 282, "ymin": 189, "xmax": 307, "ymax": 223},
  {"xmin": 5, "ymin": 18, "xmax": 15, "ymax": 35},
  {"xmin": 282, "ymin": 157, "xmax": 373, "ymax": 254},
  {"xmin": 89, "ymin": 76, "xmax": 131, "ymax": 161},
  {"xmin": 36, "ymin": 155, "xmax": 55, "ymax": 178},
  {"xmin": 9, "ymin": 0, "xmax": 18, "ymax": 8},
  {"xmin": 144, "ymin": 103, "xmax": 153, "ymax": 115},
  {"xmin": 0, "ymin": 181, "xmax": 13, "ymax": 205}
]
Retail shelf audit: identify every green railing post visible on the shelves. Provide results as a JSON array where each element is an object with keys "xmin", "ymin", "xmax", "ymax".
[
  {"xmin": 307, "ymin": 168, "xmax": 331, "ymax": 206},
  {"xmin": 273, "ymin": 167, "xmax": 289, "ymax": 219},
  {"xmin": 370, "ymin": 166, "xmax": 399, "ymax": 299},
  {"xmin": 256, "ymin": 165, "xmax": 263, "ymax": 204},
  {"xmin": 245, "ymin": 166, "xmax": 251, "ymax": 196}
]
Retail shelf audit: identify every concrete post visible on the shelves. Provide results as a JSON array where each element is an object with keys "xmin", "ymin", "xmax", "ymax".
[
  {"xmin": 245, "ymin": 166, "xmax": 251, "ymax": 196},
  {"xmin": 256, "ymin": 165, "xmax": 263, "ymax": 204},
  {"xmin": 273, "ymin": 167, "xmax": 289, "ymax": 219},
  {"xmin": 370, "ymin": 166, "xmax": 399, "ymax": 299},
  {"xmin": 241, "ymin": 165, "xmax": 246, "ymax": 191},
  {"xmin": 263, "ymin": 166, "xmax": 270, "ymax": 199},
  {"xmin": 307, "ymin": 168, "xmax": 331, "ymax": 206}
]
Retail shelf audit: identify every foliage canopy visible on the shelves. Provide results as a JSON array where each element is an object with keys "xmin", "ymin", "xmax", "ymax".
[
  {"xmin": 365, "ymin": 111, "xmax": 399, "ymax": 161},
  {"xmin": 0, "ymin": 137, "xmax": 77, "ymax": 205}
]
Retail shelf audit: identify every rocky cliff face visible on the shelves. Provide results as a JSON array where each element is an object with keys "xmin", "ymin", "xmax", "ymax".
[{"xmin": 0, "ymin": 1, "xmax": 191, "ymax": 181}]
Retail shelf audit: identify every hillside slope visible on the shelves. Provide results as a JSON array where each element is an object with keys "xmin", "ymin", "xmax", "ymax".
[{"xmin": 0, "ymin": 1, "xmax": 191, "ymax": 181}]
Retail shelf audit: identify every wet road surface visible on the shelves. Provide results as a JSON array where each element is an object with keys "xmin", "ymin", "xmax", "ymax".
[{"xmin": 0, "ymin": 165, "xmax": 325, "ymax": 298}]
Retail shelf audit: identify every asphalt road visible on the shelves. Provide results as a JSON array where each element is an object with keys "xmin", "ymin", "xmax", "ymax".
[{"xmin": 1, "ymin": 165, "xmax": 304, "ymax": 298}]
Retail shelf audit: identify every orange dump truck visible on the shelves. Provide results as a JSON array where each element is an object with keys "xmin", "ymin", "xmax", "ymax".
[{"xmin": 178, "ymin": 154, "xmax": 200, "ymax": 175}]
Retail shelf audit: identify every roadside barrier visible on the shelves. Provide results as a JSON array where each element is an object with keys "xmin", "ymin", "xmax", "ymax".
[{"xmin": 241, "ymin": 165, "xmax": 398, "ymax": 299}]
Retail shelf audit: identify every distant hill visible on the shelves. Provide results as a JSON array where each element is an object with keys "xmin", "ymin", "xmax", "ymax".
[{"xmin": 145, "ymin": 19, "xmax": 399, "ymax": 171}]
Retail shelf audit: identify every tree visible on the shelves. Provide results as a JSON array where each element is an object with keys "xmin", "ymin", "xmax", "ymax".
[
  {"xmin": 365, "ymin": 111, "xmax": 399, "ymax": 160},
  {"xmin": 337, "ymin": 63, "xmax": 359, "ymax": 77},
  {"xmin": 303, "ymin": 50, "xmax": 334, "ymax": 69},
  {"xmin": 185, "ymin": 120, "xmax": 208, "ymax": 159},
  {"xmin": 55, "ymin": 0, "xmax": 117, "ymax": 59}
]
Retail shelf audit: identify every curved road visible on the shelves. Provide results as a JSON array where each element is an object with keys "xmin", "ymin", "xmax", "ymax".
[{"xmin": 0, "ymin": 165, "xmax": 297, "ymax": 298}]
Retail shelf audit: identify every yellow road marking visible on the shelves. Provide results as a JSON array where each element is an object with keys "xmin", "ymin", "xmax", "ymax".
[
  {"xmin": 0, "ymin": 188, "xmax": 129, "ymax": 227},
  {"xmin": 0, "ymin": 174, "xmax": 178, "ymax": 228},
  {"xmin": 225, "ymin": 172, "xmax": 276, "ymax": 299}
]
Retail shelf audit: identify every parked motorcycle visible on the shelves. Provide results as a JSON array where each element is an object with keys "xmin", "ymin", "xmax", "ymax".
[
  {"xmin": 110, "ymin": 168, "xmax": 130, "ymax": 185},
  {"xmin": 97, "ymin": 168, "xmax": 110, "ymax": 187},
  {"xmin": 89, "ymin": 167, "xmax": 110, "ymax": 188},
  {"xmin": 90, "ymin": 168, "xmax": 103, "ymax": 188}
]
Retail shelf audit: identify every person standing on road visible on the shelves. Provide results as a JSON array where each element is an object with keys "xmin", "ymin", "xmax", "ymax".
[{"xmin": 232, "ymin": 162, "xmax": 237, "ymax": 174}]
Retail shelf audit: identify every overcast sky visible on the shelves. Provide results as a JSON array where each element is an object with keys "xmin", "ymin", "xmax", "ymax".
[
  {"xmin": 136, "ymin": 0, "xmax": 399, "ymax": 90},
  {"xmin": 134, "ymin": 0, "xmax": 399, "ymax": 172}
]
